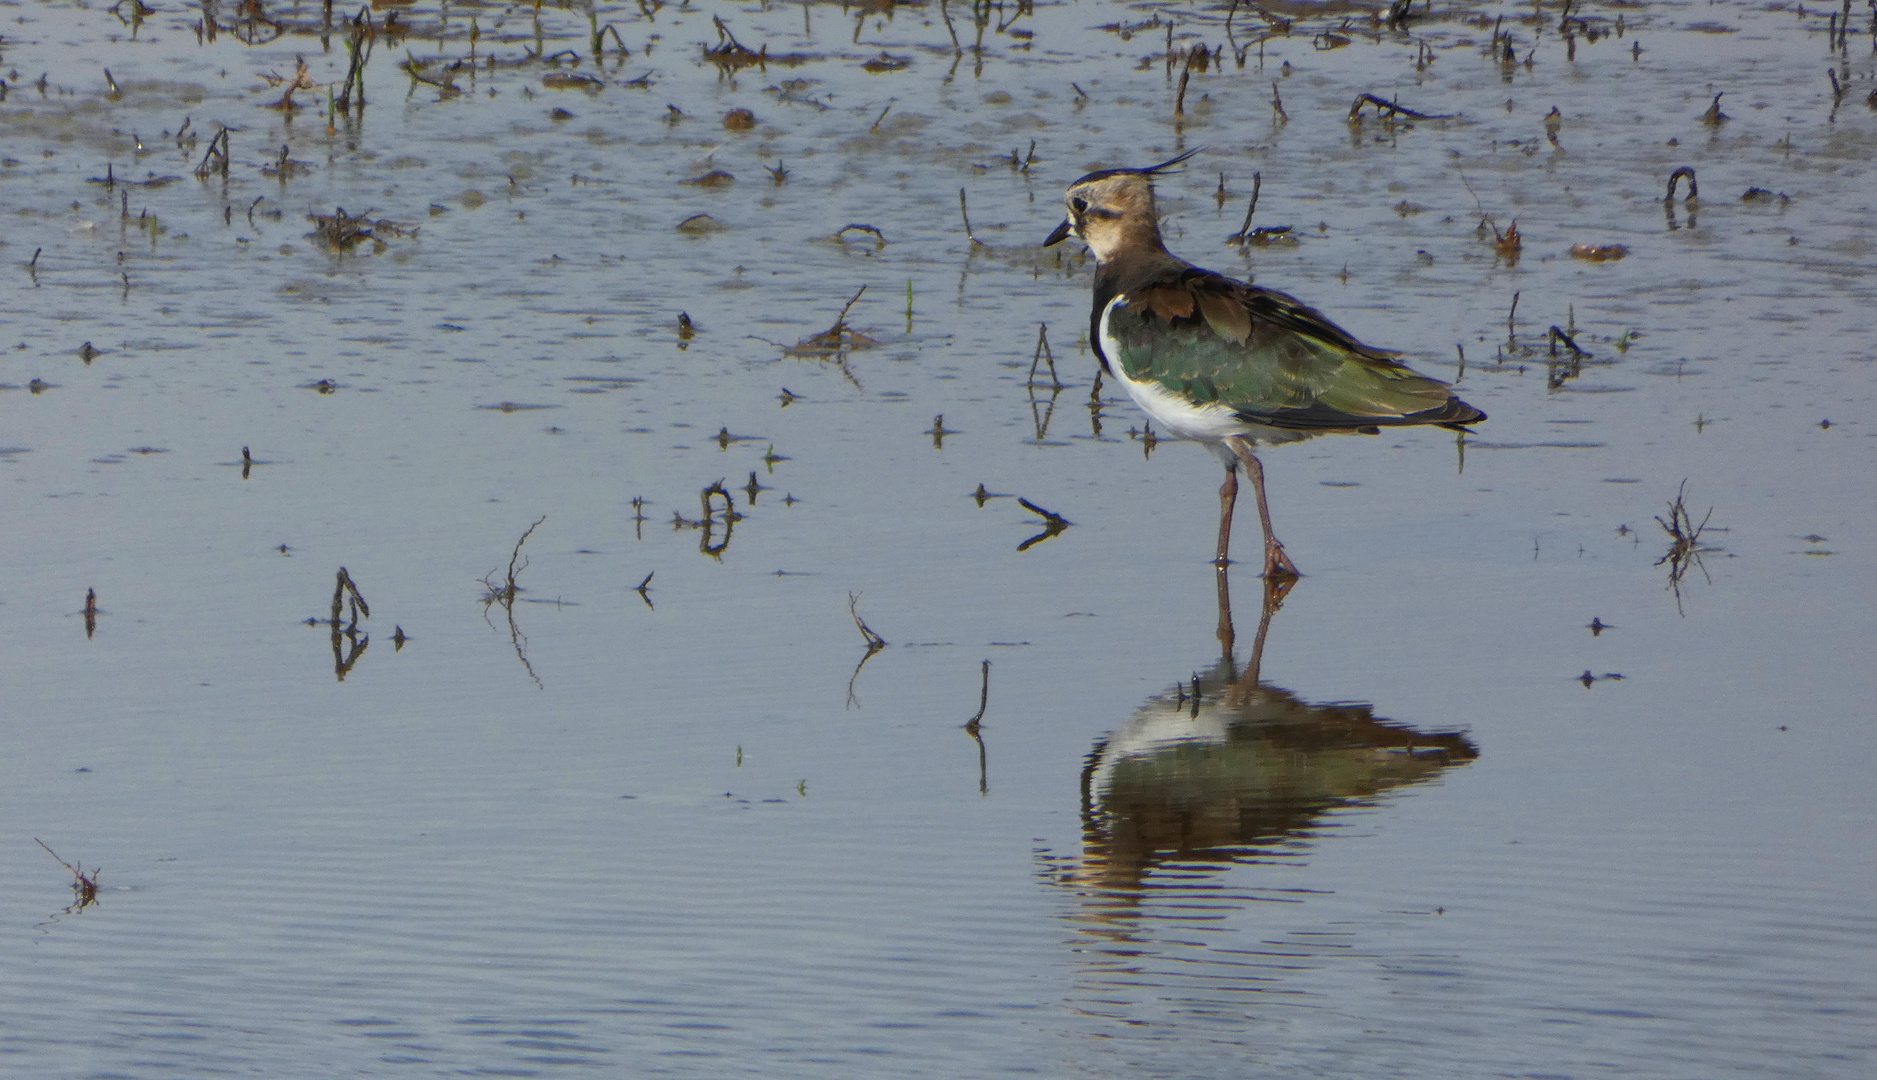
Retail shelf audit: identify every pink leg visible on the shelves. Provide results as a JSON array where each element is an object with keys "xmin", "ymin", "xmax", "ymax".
[
  {"xmin": 1225, "ymin": 436, "xmax": 1300, "ymax": 580},
  {"xmin": 1215, "ymin": 463, "xmax": 1238, "ymax": 568}
]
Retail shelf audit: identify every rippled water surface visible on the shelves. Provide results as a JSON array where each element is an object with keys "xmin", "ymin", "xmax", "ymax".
[{"xmin": 3, "ymin": 1, "xmax": 1874, "ymax": 1077}]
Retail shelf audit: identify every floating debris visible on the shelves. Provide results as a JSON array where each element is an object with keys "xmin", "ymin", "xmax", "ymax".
[
  {"xmin": 676, "ymin": 213, "xmax": 728, "ymax": 234},
  {"xmin": 542, "ymin": 72, "xmax": 603, "ymax": 91},
  {"xmin": 785, "ymin": 287, "xmax": 876, "ymax": 356},
  {"xmin": 308, "ymin": 207, "xmax": 416, "ymax": 250},
  {"xmin": 862, "ymin": 53, "xmax": 911, "ymax": 73},
  {"xmin": 1570, "ymin": 243, "xmax": 1628, "ymax": 262}
]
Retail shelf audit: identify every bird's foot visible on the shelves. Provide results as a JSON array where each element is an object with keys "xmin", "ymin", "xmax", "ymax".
[{"xmin": 1262, "ymin": 544, "xmax": 1300, "ymax": 581}]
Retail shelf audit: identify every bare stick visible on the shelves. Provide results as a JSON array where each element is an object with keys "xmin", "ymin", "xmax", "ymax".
[
  {"xmin": 959, "ymin": 188, "xmax": 986, "ymax": 247},
  {"xmin": 193, "ymin": 125, "xmax": 229, "ymax": 180},
  {"xmin": 832, "ymin": 285, "xmax": 867, "ymax": 333},
  {"xmin": 964, "ymin": 659, "xmax": 990, "ymax": 730},
  {"xmin": 36, "ymin": 838, "xmax": 100, "ymax": 908},
  {"xmin": 1028, "ymin": 323, "xmax": 1061, "ymax": 388},
  {"xmin": 507, "ymin": 516, "xmax": 545, "ymax": 593},
  {"xmin": 1349, "ymin": 92, "xmax": 1454, "ymax": 120},
  {"xmin": 1229, "ymin": 171, "xmax": 1262, "ymax": 240},
  {"xmin": 1665, "ymin": 165, "xmax": 1698, "ymax": 203},
  {"xmin": 35, "ymin": 838, "xmax": 83, "ymax": 877},
  {"xmin": 833, "ymin": 223, "xmax": 886, "ymax": 246},
  {"xmin": 1548, "ymin": 325, "xmax": 1589, "ymax": 358},
  {"xmin": 848, "ymin": 591, "xmax": 886, "ymax": 650}
]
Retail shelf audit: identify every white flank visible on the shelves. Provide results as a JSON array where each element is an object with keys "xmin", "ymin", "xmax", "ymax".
[{"xmin": 1099, "ymin": 294, "xmax": 1252, "ymax": 442}]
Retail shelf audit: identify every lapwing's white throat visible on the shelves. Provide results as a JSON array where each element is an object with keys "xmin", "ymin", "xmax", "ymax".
[{"xmin": 1044, "ymin": 151, "xmax": 1484, "ymax": 579}]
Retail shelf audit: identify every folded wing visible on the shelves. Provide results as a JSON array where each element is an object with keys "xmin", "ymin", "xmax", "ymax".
[{"xmin": 1109, "ymin": 271, "xmax": 1484, "ymax": 431}]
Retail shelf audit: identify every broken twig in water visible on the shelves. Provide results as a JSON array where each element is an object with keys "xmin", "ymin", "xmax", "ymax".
[
  {"xmin": 1548, "ymin": 326, "xmax": 1589, "ymax": 358},
  {"xmin": 36, "ymin": 839, "xmax": 101, "ymax": 913},
  {"xmin": 845, "ymin": 591, "xmax": 887, "ymax": 709},
  {"xmin": 1665, "ymin": 165, "xmax": 1698, "ymax": 203},
  {"xmin": 832, "ymin": 223, "xmax": 886, "ymax": 248},
  {"xmin": 787, "ymin": 285, "xmax": 875, "ymax": 356},
  {"xmin": 848, "ymin": 591, "xmax": 887, "ymax": 651},
  {"xmin": 331, "ymin": 566, "xmax": 370, "ymax": 630},
  {"xmin": 959, "ymin": 188, "xmax": 987, "ymax": 248},
  {"xmin": 1349, "ymin": 92, "xmax": 1453, "ymax": 120},
  {"xmin": 1227, "ymin": 171, "xmax": 1262, "ymax": 242},
  {"xmin": 1028, "ymin": 323, "xmax": 1061, "ymax": 389},
  {"xmin": 1655, "ymin": 481, "xmax": 1715, "ymax": 614},
  {"xmin": 963, "ymin": 659, "xmax": 990, "ymax": 731},
  {"xmin": 309, "ymin": 207, "xmax": 416, "ymax": 250},
  {"xmin": 1016, "ymin": 497, "xmax": 1072, "ymax": 552},
  {"xmin": 192, "ymin": 125, "xmax": 229, "ymax": 180},
  {"xmin": 481, "ymin": 517, "xmax": 546, "ymax": 688},
  {"xmin": 311, "ymin": 566, "xmax": 373, "ymax": 682}
]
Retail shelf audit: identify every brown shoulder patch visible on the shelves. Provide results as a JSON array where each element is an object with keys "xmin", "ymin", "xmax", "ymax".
[
  {"xmin": 1194, "ymin": 290, "xmax": 1253, "ymax": 345},
  {"xmin": 1131, "ymin": 284, "xmax": 1195, "ymax": 322}
]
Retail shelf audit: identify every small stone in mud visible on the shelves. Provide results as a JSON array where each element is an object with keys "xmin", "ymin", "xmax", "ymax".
[
  {"xmin": 676, "ymin": 214, "xmax": 727, "ymax": 235},
  {"xmin": 681, "ymin": 170, "xmax": 735, "ymax": 187},
  {"xmin": 723, "ymin": 108, "xmax": 756, "ymax": 130},
  {"xmin": 1570, "ymin": 243, "xmax": 1628, "ymax": 262},
  {"xmin": 548, "ymin": 107, "xmax": 574, "ymax": 121},
  {"xmin": 542, "ymin": 73, "xmax": 602, "ymax": 92},
  {"xmin": 862, "ymin": 53, "xmax": 911, "ymax": 73}
]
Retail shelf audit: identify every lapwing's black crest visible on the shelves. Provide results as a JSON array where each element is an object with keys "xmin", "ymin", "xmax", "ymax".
[{"xmin": 1065, "ymin": 147, "xmax": 1202, "ymax": 188}]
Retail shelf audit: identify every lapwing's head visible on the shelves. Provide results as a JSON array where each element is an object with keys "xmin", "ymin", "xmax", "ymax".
[{"xmin": 1043, "ymin": 149, "xmax": 1198, "ymax": 263}]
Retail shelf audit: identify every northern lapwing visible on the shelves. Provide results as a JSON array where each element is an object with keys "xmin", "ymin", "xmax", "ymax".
[{"xmin": 1044, "ymin": 151, "xmax": 1484, "ymax": 579}]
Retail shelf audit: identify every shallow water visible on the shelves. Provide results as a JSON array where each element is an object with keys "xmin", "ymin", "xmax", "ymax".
[{"xmin": 2, "ymin": 1, "xmax": 1874, "ymax": 1077}]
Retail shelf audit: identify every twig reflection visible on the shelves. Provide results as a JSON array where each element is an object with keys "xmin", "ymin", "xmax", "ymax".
[
  {"xmin": 845, "ymin": 592, "xmax": 887, "ymax": 709},
  {"xmin": 672, "ymin": 481, "xmax": 741, "ymax": 559},
  {"xmin": 481, "ymin": 517, "xmax": 546, "ymax": 688},
  {"xmin": 303, "ymin": 567, "xmax": 371, "ymax": 682},
  {"xmin": 1654, "ymin": 480, "xmax": 1716, "ymax": 615},
  {"xmin": 1016, "ymin": 497, "xmax": 1072, "ymax": 552},
  {"xmin": 963, "ymin": 659, "xmax": 991, "ymax": 795}
]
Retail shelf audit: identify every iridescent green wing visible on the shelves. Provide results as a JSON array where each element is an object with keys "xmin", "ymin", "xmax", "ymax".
[{"xmin": 1108, "ymin": 273, "xmax": 1471, "ymax": 429}]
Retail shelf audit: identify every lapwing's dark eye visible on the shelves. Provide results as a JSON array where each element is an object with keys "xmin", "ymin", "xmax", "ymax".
[{"xmin": 1071, "ymin": 197, "xmax": 1088, "ymax": 213}]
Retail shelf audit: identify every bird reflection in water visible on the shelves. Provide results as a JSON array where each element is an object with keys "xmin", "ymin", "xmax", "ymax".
[{"xmin": 1053, "ymin": 572, "xmax": 1477, "ymax": 909}]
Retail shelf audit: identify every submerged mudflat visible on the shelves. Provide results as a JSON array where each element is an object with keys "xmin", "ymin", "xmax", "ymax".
[{"xmin": 1, "ymin": 2, "xmax": 1872, "ymax": 1077}]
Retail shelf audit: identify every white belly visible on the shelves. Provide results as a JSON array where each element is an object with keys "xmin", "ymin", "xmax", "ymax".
[{"xmin": 1100, "ymin": 295, "xmax": 1261, "ymax": 444}]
